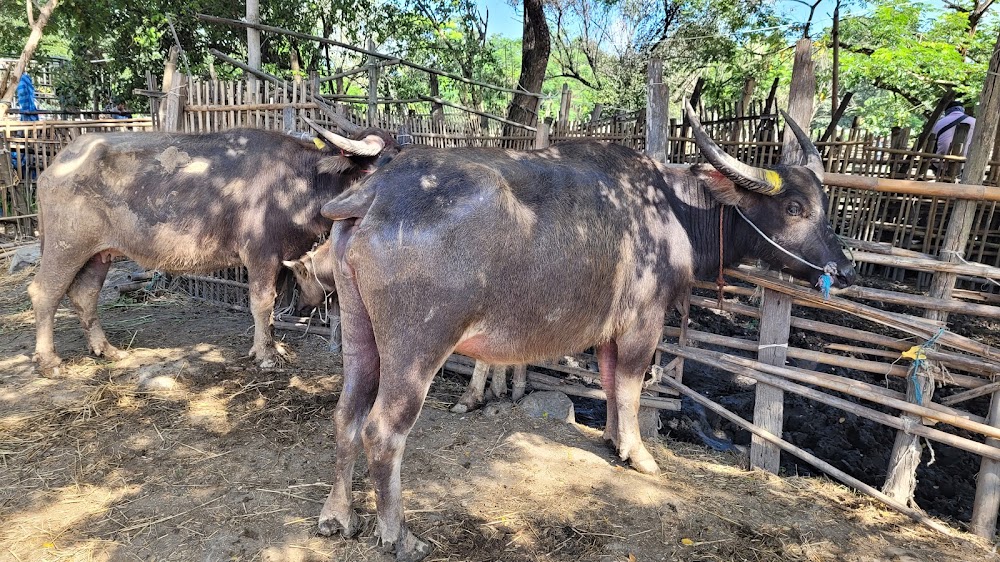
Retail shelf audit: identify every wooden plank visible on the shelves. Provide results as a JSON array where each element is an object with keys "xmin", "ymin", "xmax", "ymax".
[{"xmin": 751, "ymin": 288, "xmax": 791, "ymax": 473}]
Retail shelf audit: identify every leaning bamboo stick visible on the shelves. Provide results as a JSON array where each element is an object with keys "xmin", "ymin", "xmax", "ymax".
[
  {"xmin": 832, "ymin": 284, "xmax": 1000, "ymax": 319},
  {"xmin": 688, "ymin": 294, "xmax": 999, "ymax": 377},
  {"xmin": 665, "ymin": 344, "xmax": 1000, "ymax": 461},
  {"xmin": 727, "ymin": 268, "xmax": 1000, "ymax": 361},
  {"xmin": 663, "ymin": 343, "xmax": 992, "ymax": 432},
  {"xmin": 658, "ymin": 376, "xmax": 960, "ymax": 538},
  {"xmin": 661, "ymin": 326, "xmax": 987, "ymax": 389},
  {"xmin": 941, "ymin": 381, "xmax": 1000, "ymax": 407}
]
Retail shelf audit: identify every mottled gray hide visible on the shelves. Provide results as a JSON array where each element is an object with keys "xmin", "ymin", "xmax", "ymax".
[
  {"xmin": 316, "ymin": 120, "xmax": 854, "ymax": 560},
  {"xmin": 29, "ymin": 127, "xmax": 396, "ymax": 375}
]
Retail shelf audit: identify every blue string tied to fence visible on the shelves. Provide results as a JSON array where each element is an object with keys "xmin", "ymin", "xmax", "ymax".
[{"xmin": 900, "ymin": 327, "xmax": 946, "ymax": 406}]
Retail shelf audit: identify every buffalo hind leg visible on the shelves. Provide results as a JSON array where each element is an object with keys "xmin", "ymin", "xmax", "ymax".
[
  {"xmin": 245, "ymin": 261, "xmax": 286, "ymax": 368},
  {"xmin": 363, "ymin": 353, "xmax": 443, "ymax": 562},
  {"xmin": 28, "ymin": 249, "xmax": 93, "ymax": 375},
  {"xmin": 66, "ymin": 255, "xmax": 126, "ymax": 361},
  {"xmin": 600, "ymin": 311, "xmax": 664, "ymax": 475},
  {"xmin": 318, "ymin": 220, "xmax": 380, "ymax": 539},
  {"xmin": 317, "ymin": 281, "xmax": 380, "ymax": 539}
]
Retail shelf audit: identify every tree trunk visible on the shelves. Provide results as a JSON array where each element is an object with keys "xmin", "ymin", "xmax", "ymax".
[
  {"xmin": 505, "ymin": 0, "xmax": 549, "ymax": 134},
  {"xmin": 781, "ymin": 39, "xmax": 816, "ymax": 165},
  {"xmin": 884, "ymin": 25, "xmax": 1000, "ymax": 514},
  {"xmin": 0, "ymin": 0, "xmax": 60, "ymax": 116},
  {"xmin": 246, "ymin": 0, "xmax": 261, "ymax": 88}
]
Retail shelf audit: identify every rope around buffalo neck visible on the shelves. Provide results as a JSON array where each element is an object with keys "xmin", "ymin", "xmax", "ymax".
[{"xmin": 732, "ymin": 205, "xmax": 839, "ymax": 298}]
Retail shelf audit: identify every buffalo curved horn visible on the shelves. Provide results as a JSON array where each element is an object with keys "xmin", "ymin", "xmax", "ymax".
[
  {"xmin": 302, "ymin": 116, "xmax": 385, "ymax": 157},
  {"xmin": 779, "ymin": 109, "xmax": 825, "ymax": 179},
  {"xmin": 684, "ymin": 99, "xmax": 782, "ymax": 195}
]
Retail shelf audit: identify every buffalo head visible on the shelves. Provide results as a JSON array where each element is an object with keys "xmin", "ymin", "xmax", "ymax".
[
  {"xmin": 283, "ymin": 239, "xmax": 336, "ymax": 309},
  {"xmin": 685, "ymin": 100, "xmax": 856, "ymax": 289}
]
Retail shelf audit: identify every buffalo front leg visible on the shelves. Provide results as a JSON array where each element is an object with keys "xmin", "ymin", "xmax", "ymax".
[
  {"xmin": 66, "ymin": 255, "xmax": 126, "ymax": 361},
  {"xmin": 451, "ymin": 360, "xmax": 490, "ymax": 413},
  {"xmin": 245, "ymin": 263, "xmax": 285, "ymax": 368},
  {"xmin": 510, "ymin": 364, "xmax": 527, "ymax": 402},
  {"xmin": 488, "ymin": 364, "xmax": 508, "ymax": 400},
  {"xmin": 28, "ymin": 249, "xmax": 92, "ymax": 375}
]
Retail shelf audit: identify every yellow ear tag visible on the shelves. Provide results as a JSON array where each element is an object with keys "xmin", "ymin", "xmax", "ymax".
[
  {"xmin": 764, "ymin": 170, "xmax": 783, "ymax": 194},
  {"xmin": 901, "ymin": 346, "xmax": 927, "ymax": 361},
  {"xmin": 313, "ymin": 138, "xmax": 326, "ymax": 150}
]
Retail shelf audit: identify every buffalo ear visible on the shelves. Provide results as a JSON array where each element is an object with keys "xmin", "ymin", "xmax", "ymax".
[
  {"xmin": 693, "ymin": 164, "xmax": 755, "ymax": 208},
  {"xmin": 317, "ymin": 155, "xmax": 356, "ymax": 175},
  {"xmin": 282, "ymin": 259, "xmax": 307, "ymax": 277}
]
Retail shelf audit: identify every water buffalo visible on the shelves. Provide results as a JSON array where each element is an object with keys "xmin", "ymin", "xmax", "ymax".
[
  {"xmin": 284, "ymin": 233, "xmax": 527, "ymax": 413},
  {"xmin": 315, "ymin": 101, "xmax": 854, "ymax": 560},
  {"xmin": 29, "ymin": 122, "xmax": 398, "ymax": 375}
]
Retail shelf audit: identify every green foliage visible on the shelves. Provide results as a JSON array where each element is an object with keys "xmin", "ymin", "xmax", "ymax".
[{"xmin": 832, "ymin": 0, "xmax": 996, "ymax": 132}]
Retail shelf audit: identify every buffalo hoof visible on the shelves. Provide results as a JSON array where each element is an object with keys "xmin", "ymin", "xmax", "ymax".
[
  {"xmin": 317, "ymin": 510, "xmax": 359, "ymax": 539},
  {"xmin": 379, "ymin": 529, "xmax": 431, "ymax": 562},
  {"xmin": 450, "ymin": 401, "xmax": 475, "ymax": 414},
  {"xmin": 33, "ymin": 353, "xmax": 63, "ymax": 377},
  {"xmin": 250, "ymin": 343, "xmax": 290, "ymax": 370},
  {"xmin": 629, "ymin": 451, "xmax": 660, "ymax": 475},
  {"xmin": 97, "ymin": 344, "xmax": 128, "ymax": 361}
]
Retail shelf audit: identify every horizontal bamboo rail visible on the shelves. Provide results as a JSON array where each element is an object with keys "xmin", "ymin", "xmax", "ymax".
[
  {"xmin": 687, "ymin": 294, "xmax": 999, "ymax": 377},
  {"xmin": 824, "ymin": 172, "xmax": 1000, "ymax": 202},
  {"xmin": 658, "ymin": 375, "xmax": 958, "ymax": 538},
  {"xmin": 664, "ymin": 344, "xmax": 993, "ymax": 434},
  {"xmin": 726, "ymin": 268, "xmax": 1000, "ymax": 361},
  {"xmin": 663, "ymin": 344, "xmax": 1000, "ymax": 462}
]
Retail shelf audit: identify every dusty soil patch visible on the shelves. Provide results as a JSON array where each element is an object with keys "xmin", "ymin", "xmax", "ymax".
[{"xmin": 1, "ymin": 263, "xmax": 997, "ymax": 562}]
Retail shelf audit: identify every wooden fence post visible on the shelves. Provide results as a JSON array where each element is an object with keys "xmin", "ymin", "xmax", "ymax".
[
  {"xmin": 966, "ymin": 28, "xmax": 1000, "ymax": 538},
  {"xmin": 782, "ymin": 39, "xmax": 815, "ymax": 165},
  {"xmin": 534, "ymin": 117, "xmax": 551, "ymax": 149},
  {"xmin": 646, "ymin": 58, "xmax": 669, "ymax": 163},
  {"xmin": 429, "ymin": 73, "xmax": 443, "ymax": 126},
  {"xmin": 157, "ymin": 46, "xmax": 179, "ymax": 130},
  {"xmin": 558, "ymin": 83, "xmax": 571, "ymax": 130},
  {"xmin": 162, "ymin": 70, "xmax": 187, "ymax": 133},
  {"xmin": 750, "ymin": 288, "xmax": 792, "ymax": 473},
  {"xmin": 366, "ymin": 38, "xmax": 379, "ymax": 127}
]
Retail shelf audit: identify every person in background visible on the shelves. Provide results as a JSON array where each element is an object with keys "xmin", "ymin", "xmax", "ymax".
[
  {"xmin": 932, "ymin": 100, "xmax": 976, "ymax": 158},
  {"xmin": 15, "ymin": 73, "xmax": 39, "ymax": 121},
  {"xmin": 113, "ymin": 101, "xmax": 132, "ymax": 119}
]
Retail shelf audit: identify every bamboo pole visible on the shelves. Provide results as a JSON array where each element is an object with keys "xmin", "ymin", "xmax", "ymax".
[
  {"xmin": 663, "ymin": 344, "xmax": 995, "ymax": 435},
  {"xmin": 418, "ymin": 96, "xmax": 536, "ymax": 131},
  {"xmin": 725, "ymin": 268, "xmax": 1000, "ymax": 361},
  {"xmin": 658, "ymin": 376, "xmax": 959, "ymax": 538},
  {"xmin": 664, "ymin": 344, "xmax": 1000, "ymax": 462},
  {"xmin": 823, "ymin": 172, "xmax": 1000, "ymax": 202},
  {"xmin": 196, "ymin": 14, "xmax": 543, "ymax": 99},
  {"xmin": 660, "ymin": 326, "xmax": 987, "ymax": 389},
  {"xmin": 847, "ymin": 251, "xmax": 1000, "ymax": 280},
  {"xmin": 962, "ymin": 27, "xmax": 1000, "ymax": 538}
]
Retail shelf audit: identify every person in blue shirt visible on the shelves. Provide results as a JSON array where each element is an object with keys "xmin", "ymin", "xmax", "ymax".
[{"xmin": 15, "ymin": 73, "xmax": 39, "ymax": 121}]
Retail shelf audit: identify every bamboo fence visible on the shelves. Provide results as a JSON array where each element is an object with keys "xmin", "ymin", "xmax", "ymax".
[{"xmin": 9, "ymin": 67, "xmax": 1000, "ymax": 536}]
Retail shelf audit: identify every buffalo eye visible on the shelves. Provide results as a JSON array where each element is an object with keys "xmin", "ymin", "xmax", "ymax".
[{"xmin": 786, "ymin": 201, "xmax": 803, "ymax": 216}]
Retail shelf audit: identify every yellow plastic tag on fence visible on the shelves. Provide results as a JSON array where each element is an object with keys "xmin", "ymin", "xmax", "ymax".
[{"xmin": 901, "ymin": 346, "xmax": 927, "ymax": 361}]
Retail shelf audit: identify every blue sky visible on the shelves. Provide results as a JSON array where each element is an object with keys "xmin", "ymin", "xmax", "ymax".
[{"xmin": 477, "ymin": 0, "xmax": 869, "ymax": 40}]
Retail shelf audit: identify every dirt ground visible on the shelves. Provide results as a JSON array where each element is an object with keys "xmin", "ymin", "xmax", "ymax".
[{"xmin": 2, "ymin": 262, "xmax": 998, "ymax": 562}]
